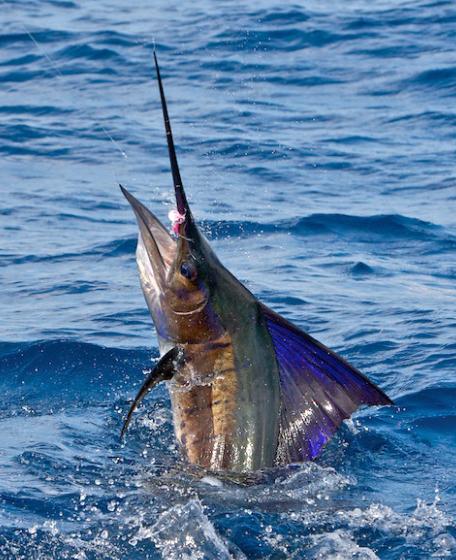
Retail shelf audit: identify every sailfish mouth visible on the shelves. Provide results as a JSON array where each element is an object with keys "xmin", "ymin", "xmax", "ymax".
[
  {"xmin": 120, "ymin": 185, "xmax": 176, "ymax": 284},
  {"xmin": 121, "ymin": 51, "xmax": 200, "ymax": 292}
]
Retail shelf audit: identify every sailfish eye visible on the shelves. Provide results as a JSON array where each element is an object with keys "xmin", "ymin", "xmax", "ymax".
[{"xmin": 180, "ymin": 261, "xmax": 197, "ymax": 281}]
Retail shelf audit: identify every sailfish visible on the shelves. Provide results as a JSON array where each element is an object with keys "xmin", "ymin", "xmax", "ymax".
[{"xmin": 120, "ymin": 52, "xmax": 392, "ymax": 473}]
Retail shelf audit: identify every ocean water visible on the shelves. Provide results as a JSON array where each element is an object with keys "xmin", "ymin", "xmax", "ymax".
[{"xmin": 1, "ymin": 0, "xmax": 455, "ymax": 558}]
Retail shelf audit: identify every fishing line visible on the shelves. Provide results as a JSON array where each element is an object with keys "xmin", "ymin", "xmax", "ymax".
[
  {"xmin": 23, "ymin": 25, "xmax": 128, "ymax": 164},
  {"xmin": 0, "ymin": 11, "xmax": 130, "ymax": 185},
  {"xmin": 13, "ymin": 18, "xmax": 221, "ymax": 221}
]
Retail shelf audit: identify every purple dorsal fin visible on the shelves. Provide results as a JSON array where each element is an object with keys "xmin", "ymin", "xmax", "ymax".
[{"xmin": 260, "ymin": 304, "xmax": 393, "ymax": 463}]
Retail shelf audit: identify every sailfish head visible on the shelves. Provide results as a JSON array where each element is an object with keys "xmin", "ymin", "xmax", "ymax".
[{"xmin": 121, "ymin": 52, "xmax": 224, "ymax": 344}]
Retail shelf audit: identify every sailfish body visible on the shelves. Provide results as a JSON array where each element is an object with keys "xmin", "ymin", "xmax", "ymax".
[{"xmin": 120, "ymin": 53, "xmax": 392, "ymax": 473}]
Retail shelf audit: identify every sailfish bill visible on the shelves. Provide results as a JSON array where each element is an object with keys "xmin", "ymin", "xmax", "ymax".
[{"xmin": 119, "ymin": 51, "xmax": 393, "ymax": 473}]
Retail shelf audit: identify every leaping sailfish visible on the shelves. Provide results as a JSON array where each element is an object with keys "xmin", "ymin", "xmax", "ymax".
[{"xmin": 119, "ymin": 52, "xmax": 392, "ymax": 473}]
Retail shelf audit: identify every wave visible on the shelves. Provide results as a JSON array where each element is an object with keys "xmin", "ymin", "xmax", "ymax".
[
  {"xmin": 254, "ymin": 7, "xmax": 311, "ymax": 25},
  {"xmin": 0, "ymin": 29, "xmax": 73, "ymax": 47},
  {"xmin": 202, "ymin": 213, "xmax": 453, "ymax": 242},
  {"xmin": 2, "ymin": 338, "xmax": 453, "ymax": 416},
  {"xmin": 0, "ymin": 103, "xmax": 73, "ymax": 116},
  {"xmin": 90, "ymin": 30, "xmax": 139, "ymax": 49},
  {"xmin": 56, "ymin": 44, "xmax": 123, "ymax": 62},
  {"xmin": 1, "ymin": 213, "xmax": 453, "ymax": 267},
  {"xmin": 396, "ymin": 385, "xmax": 456, "ymax": 429},
  {"xmin": 383, "ymin": 109, "xmax": 456, "ymax": 127},
  {"xmin": 206, "ymin": 27, "xmax": 374, "ymax": 53},
  {"xmin": 0, "ymin": 339, "xmax": 151, "ymax": 407},
  {"xmin": 404, "ymin": 66, "xmax": 456, "ymax": 92}
]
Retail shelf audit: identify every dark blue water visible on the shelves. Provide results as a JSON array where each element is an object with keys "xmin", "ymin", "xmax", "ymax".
[{"xmin": 1, "ymin": 1, "xmax": 456, "ymax": 558}]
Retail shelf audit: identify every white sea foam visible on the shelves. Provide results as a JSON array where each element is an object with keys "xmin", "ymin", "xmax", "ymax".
[
  {"xmin": 135, "ymin": 499, "xmax": 246, "ymax": 560},
  {"xmin": 308, "ymin": 529, "xmax": 380, "ymax": 560},
  {"xmin": 282, "ymin": 490, "xmax": 456, "ymax": 559}
]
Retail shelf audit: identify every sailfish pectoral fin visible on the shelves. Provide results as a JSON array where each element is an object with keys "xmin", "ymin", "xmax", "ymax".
[{"xmin": 120, "ymin": 346, "xmax": 186, "ymax": 439}]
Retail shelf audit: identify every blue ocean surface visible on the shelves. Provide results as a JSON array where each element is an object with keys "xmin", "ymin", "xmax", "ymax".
[{"xmin": 1, "ymin": 0, "xmax": 456, "ymax": 558}]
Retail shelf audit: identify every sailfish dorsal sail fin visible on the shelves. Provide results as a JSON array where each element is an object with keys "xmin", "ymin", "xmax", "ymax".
[{"xmin": 259, "ymin": 304, "xmax": 393, "ymax": 463}]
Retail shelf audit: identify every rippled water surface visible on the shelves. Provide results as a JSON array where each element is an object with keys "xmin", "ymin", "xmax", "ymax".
[{"xmin": 1, "ymin": 1, "xmax": 456, "ymax": 558}]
